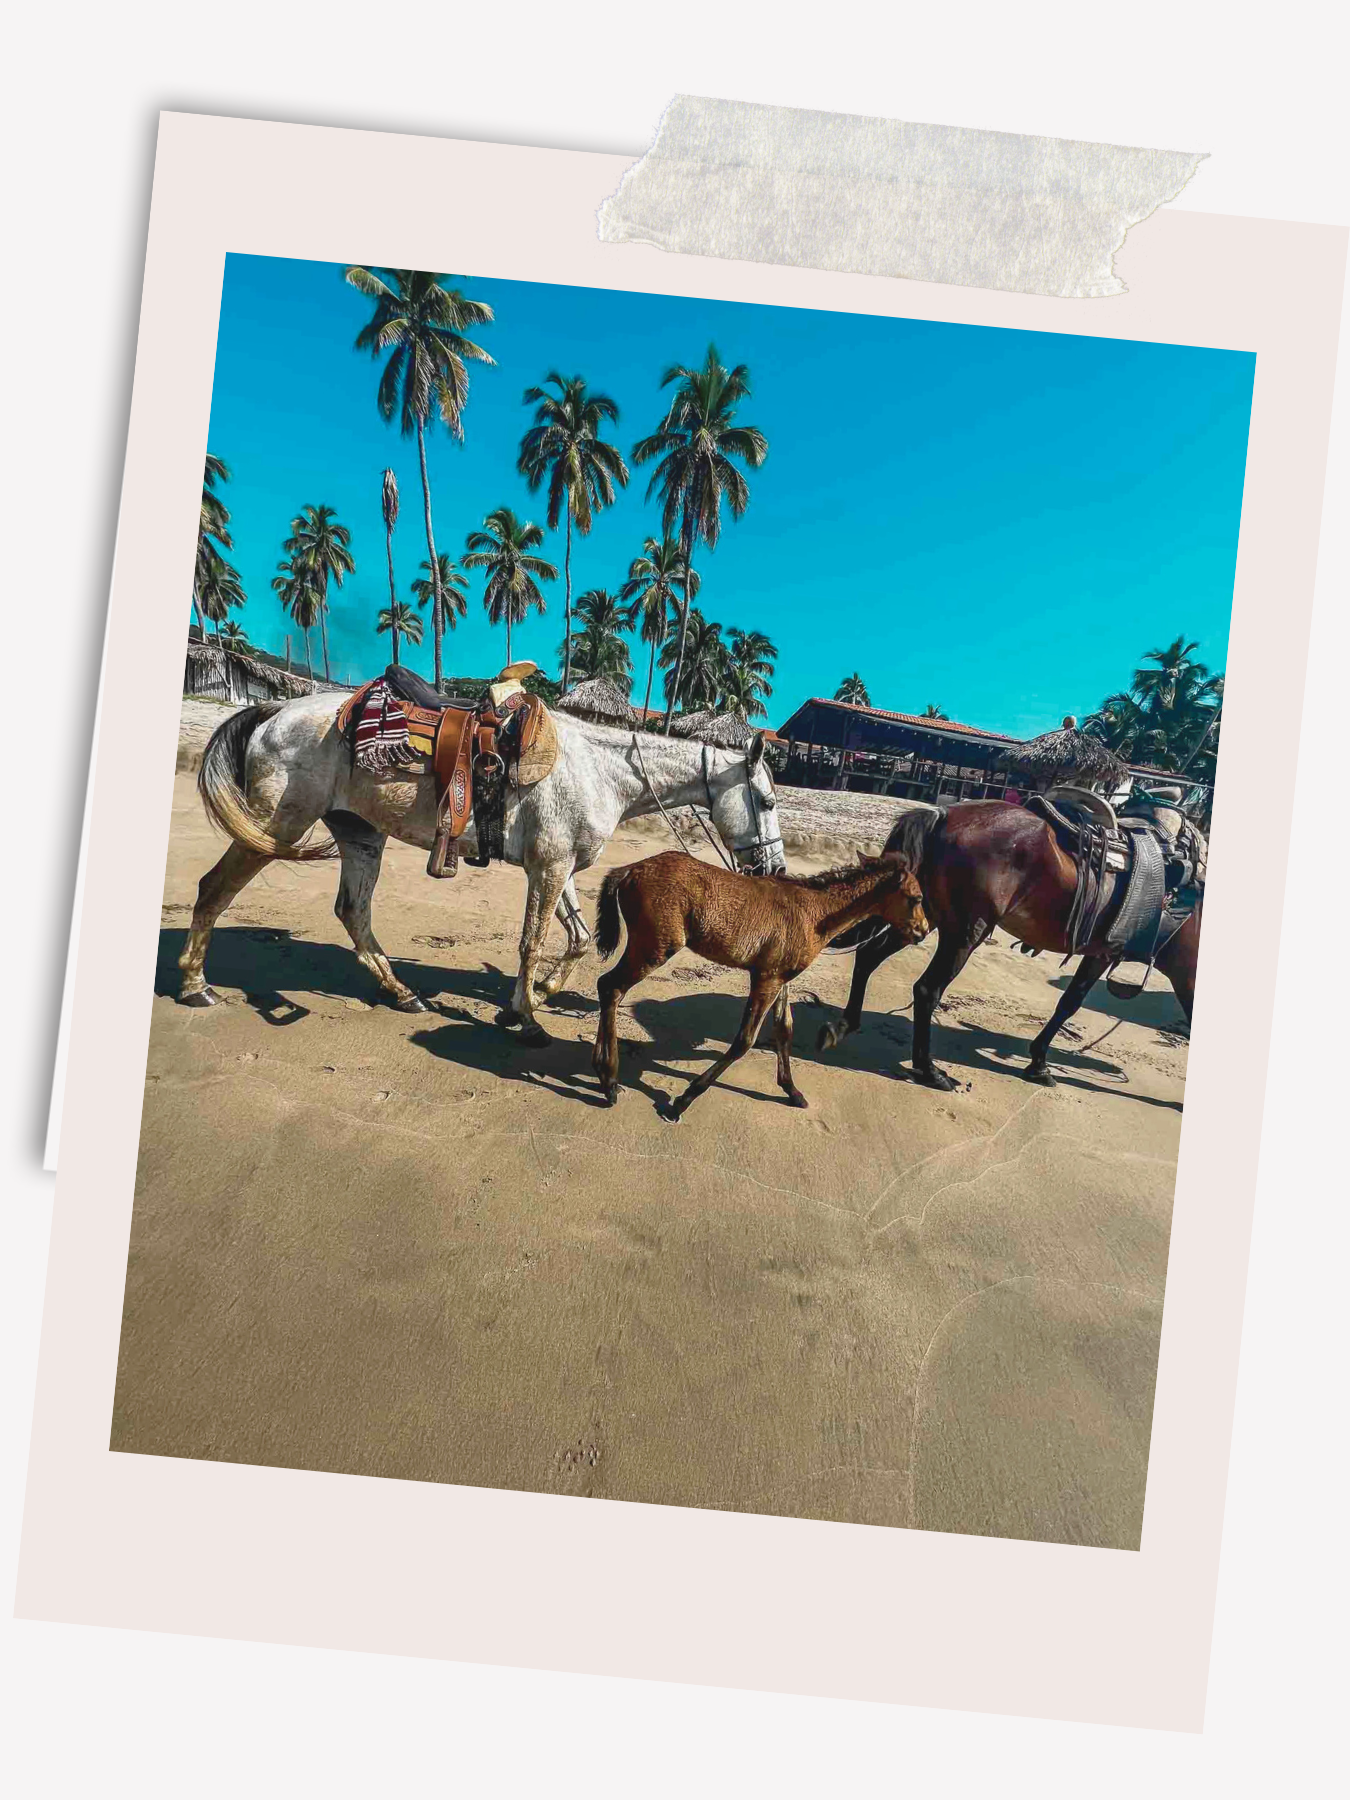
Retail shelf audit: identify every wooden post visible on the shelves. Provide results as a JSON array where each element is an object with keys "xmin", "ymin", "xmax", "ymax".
[{"xmin": 284, "ymin": 635, "xmax": 292, "ymax": 672}]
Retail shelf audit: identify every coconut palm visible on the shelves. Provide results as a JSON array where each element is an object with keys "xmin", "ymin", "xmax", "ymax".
[
  {"xmin": 632, "ymin": 344, "xmax": 769, "ymax": 731},
  {"xmin": 194, "ymin": 454, "xmax": 234, "ymax": 636},
  {"xmin": 271, "ymin": 558, "xmax": 321, "ymax": 682},
  {"xmin": 381, "ymin": 468, "xmax": 400, "ymax": 629},
  {"xmin": 835, "ymin": 673, "xmax": 870, "ymax": 706},
  {"xmin": 517, "ymin": 373, "xmax": 630, "ymax": 695},
  {"xmin": 561, "ymin": 589, "xmax": 633, "ymax": 688},
  {"xmin": 217, "ymin": 620, "xmax": 251, "ymax": 651},
  {"xmin": 620, "ymin": 536, "xmax": 699, "ymax": 724},
  {"xmin": 921, "ymin": 704, "xmax": 949, "ymax": 720},
  {"xmin": 659, "ymin": 608, "xmax": 725, "ymax": 712},
  {"xmin": 197, "ymin": 546, "xmax": 247, "ymax": 638},
  {"xmin": 723, "ymin": 627, "xmax": 777, "ymax": 718},
  {"xmin": 377, "ymin": 599, "xmax": 423, "ymax": 665},
  {"xmin": 463, "ymin": 508, "xmax": 558, "ymax": 666},
  {"xmin": 1084, "ymin": 690, "xmax": 1156, "ymax": 759},
  {"xmin": 284, "ymin": 504, "xmax": 354, "ymax": 683},
  {"xmin": 346, "ymin": 267, "xmax": 494, "ymax": 691},
  {"xmin": 410, "ymin": 552, "xmax": 469, "ymax": 653}
]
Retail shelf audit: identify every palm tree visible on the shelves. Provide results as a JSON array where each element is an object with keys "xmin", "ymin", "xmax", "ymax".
[
  {"xmin": 463, "ymin": 508, "xmax": 558, "ymax": 665},
  {"xmin": 561, "ymin": 589, "xmax": 633, "ymax": 687},
  {"xmin": 659, "ymin": 608, "xmax": 725, "ymax": 712},
  {"xmin": 376, "ymin": 599, "xmax": 423, "ymax": 665},
  {"xmin": 1126, "ymin": 636, "xmax": 1224, "ymax": 770},
  {"xmin": 517, "ymin": 373, "xmax": 630, "ymax": 695},
  {"xmin": 1131, "ymin": 636, "xmax": 1206, "ymax": 712},
  {"xmin": 284, "ymin": 504, "xmax": 354, "ymax": 684},
  {"xmin": 632, "ymin": 344, "xmax": 769, "ymax": 731},
  {"xmin": 835, "ymin": 673, "xmax": 870, "ymax": 706},
  {"xmin": 381, "ymin": 468, "xmax": 400, "ymax": 634},
  {"xmin": 410, "ymin": 553, "xmax": 469, "ymax": 648},
  {"xmin": 195, "ymin": 454, "xmax": 234, "ymax": 636},
  {"xmin": 722, "ymin": 627, "xmax": 777, "ymax": 719},
  {"xmin": 345, "ymin": 267, "xmax": 494, "ymax": 692},
  {"xmin": 197, "ymin": 546, "xmax": 247, "ymax": 637},
  {"xmin": 217, "ymin": 620, "xmax": 251, "ymax": 651},
  {"xmin": 271, "ymin": 558, "xmax": 321, "ymax": 681},
  {"xmin": 1084, "ymin": 690, "xmax": 1156, "ymax": 758},
  {"xmin": 921, "ymin": 704, "xmax": 949, "ymax": 720},
  {"xmin": 620, "ymin": 536, "xmax": 699, "ymax": 724}
]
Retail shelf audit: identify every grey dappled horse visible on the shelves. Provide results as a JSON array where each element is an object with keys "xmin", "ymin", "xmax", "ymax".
[{"xmin": 180, "ymin": 693, "xmax": 785, "ymax": 1042}]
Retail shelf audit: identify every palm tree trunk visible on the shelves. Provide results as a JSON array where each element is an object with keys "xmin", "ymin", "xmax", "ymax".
[
  {"xmin": 505, "ymin": 611, "xmax": 512, "ymax": 666},
  {"xmin": 416, "ymin": 421, "xmax": 444, "ymax": 692},
  {"xmin": 385, "ymin": 521, "xmax": 399, "ymax": 669},
  {"xmin": 662, "ymin": 515, "xmax": 696, "ymax": 734},
  {"xmin": 191, "ymin": 591, "xmax": 206, "ymax": 638},
  {"xmin": 643, "ymin": 633, "xmax": 657, "ymax": 726},
  {"xmin": 317, "ymin": 573, "xmax": 332, "ymax": 683},
  {"xmin": 304, "ymin": 629, "xmax": 314, "ymax": 683},
  {"xmin": 561, "ymin": 507, "xmax": 573, "ymax": 694}
]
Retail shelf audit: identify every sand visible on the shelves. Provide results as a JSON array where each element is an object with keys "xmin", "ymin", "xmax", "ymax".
[{"xmin": 112, "ymin": 732, "xmax": 1189, "ymax": 1549}]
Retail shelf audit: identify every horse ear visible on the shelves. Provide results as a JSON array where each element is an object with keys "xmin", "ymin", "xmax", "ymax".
[{"xmin": 748, "ymin": 732, "xmax": 765, "ymax": 769}]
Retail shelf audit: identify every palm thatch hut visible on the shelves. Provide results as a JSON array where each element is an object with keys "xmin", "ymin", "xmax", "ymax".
[
  {"xmin": 999, "ymin": 716, "xmax": 1128, "ymax": 791},
  {"xmin": 554, "ymin": 676, "xmax": 637, "ymax": 728},
  {"xmin": 184, "ymin": 640, "xmax": 317, "ymax": 704},
  {"xmin": 669, "ymin": 708, "xmax": 756, "ymax": 747}
]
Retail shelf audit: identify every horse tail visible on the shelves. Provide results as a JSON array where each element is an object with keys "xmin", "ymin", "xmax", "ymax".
[
  {"xmin": 885, "ymin": 805, "xmax": 946, "ymax": 880},
  {"xmin": 197, "ymin": 705, "xmax": 337, "ymax": 860},
  {"xmin": 595, "ymin": 869, "xmax": 627, "ymax": 961}
]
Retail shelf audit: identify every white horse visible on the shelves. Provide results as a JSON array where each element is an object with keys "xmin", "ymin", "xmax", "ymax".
[{"xmin": 181, "ymin": 692, "xmax": 785, "ymax": 1042}]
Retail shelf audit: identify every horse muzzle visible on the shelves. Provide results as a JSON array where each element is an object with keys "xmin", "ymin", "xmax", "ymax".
[{"xmin": 733, "ymin": 839, "xmax": 787, "ymax": 876}]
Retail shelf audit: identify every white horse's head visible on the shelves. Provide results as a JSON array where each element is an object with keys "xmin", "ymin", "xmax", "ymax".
[{"xmin": 706, "ymin": 734, "xmax": 786, "ymax": 873}]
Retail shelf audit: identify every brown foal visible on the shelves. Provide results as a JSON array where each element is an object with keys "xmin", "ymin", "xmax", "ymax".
[{"xmin": 592, "ymin": 851, "xmax": 928, "ymax": 1118}]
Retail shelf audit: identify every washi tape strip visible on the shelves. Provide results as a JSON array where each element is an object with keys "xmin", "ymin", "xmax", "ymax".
[{"xmin": 598, "ymin": 96, "xmax": 1206, "ymax": 299}]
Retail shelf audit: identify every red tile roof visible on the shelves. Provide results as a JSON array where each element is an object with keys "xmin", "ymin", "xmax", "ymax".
[{"xmin": 778, "ymin": 696, "xmax": 1017, "ymax": 744}]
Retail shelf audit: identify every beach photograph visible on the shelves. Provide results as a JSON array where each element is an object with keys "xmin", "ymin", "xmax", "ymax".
[{"xmin": 113, "ymin": 254, "xmax": 1254, "ymax": 1549}]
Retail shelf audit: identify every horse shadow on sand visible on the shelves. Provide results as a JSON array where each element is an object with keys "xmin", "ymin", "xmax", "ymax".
[{"xmin": 152, "ymin": 930, "xmax": 1182, "ymax": 1115}]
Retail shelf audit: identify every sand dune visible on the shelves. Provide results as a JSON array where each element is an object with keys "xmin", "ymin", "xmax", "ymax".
[{"xmin": 112, "ymin": 757, "xmax": 1187, "ymax": 1549}]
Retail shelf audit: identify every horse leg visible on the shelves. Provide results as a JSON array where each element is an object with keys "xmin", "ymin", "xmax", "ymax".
[
  {"xmin": 501, "ymin": 862, "xmax": 571, "ymax": 1045},
  {"xmin": 1156, "ymin": 908, "xmax": 1201, "ymax": 1025},
  {"xmin": 772, "ymin": 991, "xmax": 809, "ymax": 1109},
  {"xmin": 901, "ymin": 927, "xmax": 981, "ymax": 1091},
  {"xmin": 592, "ymin": 930, "xmax": 669, "ymax": 1105},
  {"xmin": 667, "ymin": 973, "xmax": 782, "ymax": 1121},
  {"xmin": 817, "ymin": 924, "xmax": 904, "ymax": 1050},
  {"xmin": 1024, "ymin": 953, "xmax": 1110, "ymax": 1085},
  {"xmin": 534, "ymin": 877, "xmax": 591, "ymax": 1004},
  {"xmin": 178, "ymin": 842, "xmax": 272, "ymax": 1004},
  {"xmin": 325, "ymin": 811, "xmax": 427, "ymax": 1013}
]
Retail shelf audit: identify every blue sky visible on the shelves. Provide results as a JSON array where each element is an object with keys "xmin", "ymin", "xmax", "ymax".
[{"xmin": 204, "ymin": 254, "xmax": 1255, "ymax": 736}]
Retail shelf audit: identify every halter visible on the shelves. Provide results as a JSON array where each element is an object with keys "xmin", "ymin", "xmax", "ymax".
[
  {"xmin": 701, "ymin": 743, "xmax": 785, "ymax": 874},
  {"xmin": 628, "ymin": 735, "xmax": 785, "ymax": 874}
]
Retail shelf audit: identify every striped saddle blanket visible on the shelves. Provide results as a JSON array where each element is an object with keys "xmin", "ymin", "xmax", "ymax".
[{"xmin": 338, "ymin": 679, "xmax": 446, "ymax": 772}]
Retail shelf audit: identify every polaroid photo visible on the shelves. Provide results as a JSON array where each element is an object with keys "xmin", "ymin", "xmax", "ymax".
[{"xmin": 18, "ymin": 112, "xmax": 1346, "ymax": 1731}]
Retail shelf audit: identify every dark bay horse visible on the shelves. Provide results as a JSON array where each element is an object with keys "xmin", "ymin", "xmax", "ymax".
[
  {"xmin": 818, "ymin": 802, "xmax": 1202, "ymax": 1089},
  {"xmin": 594, "ymin": 851, "xmax": 928, "ymax": 1116}
]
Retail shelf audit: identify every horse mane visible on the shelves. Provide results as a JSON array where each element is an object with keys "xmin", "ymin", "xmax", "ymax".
[{"xmin": 769, "ymin": 852, "xmax": 910, "ymax": 891}]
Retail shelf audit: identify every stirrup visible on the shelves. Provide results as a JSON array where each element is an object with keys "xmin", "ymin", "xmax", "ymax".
[{"xmin": 426, "ymin": 824, "xmax": 459, "ymax": 879}]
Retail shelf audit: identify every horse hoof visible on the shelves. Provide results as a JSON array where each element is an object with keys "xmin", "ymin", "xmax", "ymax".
[
  {"xmin": 397, "ymin": 994, "xmax": 429, "ymax": 1014},
  {"xmin": 602, "ymin": 1086, "xmax": 620, "ymax": 1108},
  {"xmin": 179, "ymin": 987, "xmax": 219, "ymax": 1008},
  {"xmin": 1023, "ymin": 1064, "xmax": 1057, "ymax": 1087},
  {"xmin": 495, "ymin": 1006, "xmax": 523, "ymax": 1028},
  {"xmin": 785, "ymin": 1091, "xmax": 809, "ymax": 1109},
  {"xmin": 816, "ymin": 1023, "xmax": 842, "ymax": 1052},
  {"xmin": 519, "ymin": 1024, "xmax": 551, "ymax": 1047},
  {"xmin": 897, "ymin": 1064, "xmax": 958, "ymax": 1092}
]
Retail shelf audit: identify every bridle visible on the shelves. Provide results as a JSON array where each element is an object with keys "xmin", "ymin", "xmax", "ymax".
[
  {"xmin": 627, "ymin": 734, "xmax": 786, "ymax": 874},
  {"xmin": 701, "ymin": 743, "xmax": 785, "ymax": 874}
]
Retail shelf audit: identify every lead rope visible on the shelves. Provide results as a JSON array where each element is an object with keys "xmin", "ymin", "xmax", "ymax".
[{"xmin": 630, "ymin": 734, "xmax": 736, "ymax": 870}]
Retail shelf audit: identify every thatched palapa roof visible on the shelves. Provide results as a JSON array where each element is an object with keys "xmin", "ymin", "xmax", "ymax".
[
  {"xmin": 186, "ymin": 639, "xmax": 315, "ymax": 698},
  {"xmin": 669, "ymin": 709, "xmax": 758, "ymax": 748},
  {"xmin": 1000, "ymin": 716, "xmax": 1127, "ymax": 786},
  {"xmin": 554, "ymin": 676, "xmax": 638, "ymax": 726}
]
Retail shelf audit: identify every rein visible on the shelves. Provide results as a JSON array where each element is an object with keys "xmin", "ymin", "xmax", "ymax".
[{"xmin": 629, "ymin": 734, "xmax": 735, "ymax": 870}]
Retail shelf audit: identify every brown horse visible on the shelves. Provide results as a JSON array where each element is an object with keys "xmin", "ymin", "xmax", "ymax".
[
  {"xmin": 593, "ymin": 851, "xmax": 928, "ymax": 1117},
  {"xmin": 818, "ymin": 803, "xmax": 1202, "ymax": 1089}
]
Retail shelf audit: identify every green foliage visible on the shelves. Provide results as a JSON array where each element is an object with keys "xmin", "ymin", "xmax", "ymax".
[
  {"xmin": 834, "ymin": 673, "xmax": 870, "ymax": 706},
  {"xmin": 1083, "ymin": 635, "xmax": 1224, "ymax": 779},
  {"xmin": 463, "ymin": 508, "xmax": 559, "ymax": 662},
  {"xmin": 345, "ymin": 268, "xmax": 494, "ymax": 439},
  {"xmin": 410, "ymin": 553, "xmax": 468, "ymax": 634},
  {"xmin": 560, "ymin": 589, "xmax": 633, "ymax": 689}
]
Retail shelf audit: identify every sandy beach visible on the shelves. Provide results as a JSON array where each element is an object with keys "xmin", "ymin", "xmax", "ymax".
[{"xmin": 113, "ymin": 707, "xmax": 1189, "ymax": 1549}]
